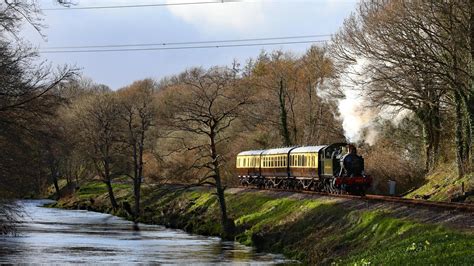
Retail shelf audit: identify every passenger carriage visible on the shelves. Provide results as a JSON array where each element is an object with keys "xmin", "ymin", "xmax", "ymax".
[{"xmin": 236, "ymin": 143, "xmax": 372, "ymax": 195}]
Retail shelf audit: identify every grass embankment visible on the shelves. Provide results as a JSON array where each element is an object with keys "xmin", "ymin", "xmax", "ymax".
[
  {"xmin": 407, "ymin": 163, "xmax": 474, "ymax": 202},
  {"xmin": 52, "ymin": 181, "xmax": 474, "ymax": 265}
]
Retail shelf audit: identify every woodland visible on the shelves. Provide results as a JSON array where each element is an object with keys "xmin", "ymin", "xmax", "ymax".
[{"xmin": 0, "ymin": 1, "xmax": 472, "ymax": 237}]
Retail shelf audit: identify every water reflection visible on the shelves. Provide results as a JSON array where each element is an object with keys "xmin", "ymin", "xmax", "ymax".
[{"xmin": 0, "ymin": 200, "xmax": 293, "ymax": 264}]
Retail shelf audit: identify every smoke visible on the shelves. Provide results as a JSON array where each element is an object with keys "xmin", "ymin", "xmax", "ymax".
[
  {"xmin": 338, "ymin": 89, "xmax": 380, "ymax": 145},
  {"xmin": 330, "ymin": 58, "xmax": 410, "ymax": 145}
]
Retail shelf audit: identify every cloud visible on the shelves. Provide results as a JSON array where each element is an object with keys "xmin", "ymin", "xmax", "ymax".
[{"xmin": 165, "ymin": 0, "xmax": 265, "ymax": 33}]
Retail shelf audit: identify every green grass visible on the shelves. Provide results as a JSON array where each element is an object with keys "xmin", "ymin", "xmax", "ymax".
[
  {"xmin": 77, "ymin": 181, "xmax": 130, "ymax": 200},
  {"xmin": 407, "ymin": 163, "xmax": 473, "ymax": 202},
  {"xmin": 337, "ymin": 212, "xmax": 474, "ymax": 265},
  {"xmin": 55, "ymin": 184, "xmax": 474, "ymax": 265},
  {"xmin": 136, "ymin": 189, "xmax": 474, "ymax": 264}
]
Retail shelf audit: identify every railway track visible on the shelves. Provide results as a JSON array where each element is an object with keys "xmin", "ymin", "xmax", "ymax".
[{"xmin": 238, "ymin": 186, "xmax": 474, "ymax": 213}]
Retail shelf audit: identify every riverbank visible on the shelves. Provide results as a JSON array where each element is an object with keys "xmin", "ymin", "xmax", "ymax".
[
  {"xmin": 2, "ymin": 200, "xmax": 288, "ymax": 264},
  {"xmin": 52, "ymin": 182, "xmax": 474, "ymax": 265}
]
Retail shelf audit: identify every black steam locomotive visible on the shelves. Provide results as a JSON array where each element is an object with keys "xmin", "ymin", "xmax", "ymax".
[{"xmin": 236, "ymin": 143, "xmax": 372, "ymax": 195}]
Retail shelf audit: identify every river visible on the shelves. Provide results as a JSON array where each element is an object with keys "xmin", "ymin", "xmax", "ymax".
[{"xmin": 0, "ymin": 200, "xmax": 293, "ymax": 264}]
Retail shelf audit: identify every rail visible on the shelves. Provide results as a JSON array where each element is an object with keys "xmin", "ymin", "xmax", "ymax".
[{"xmin": 237, "ymin": 186, "xmax": 474, "ymax": 213}]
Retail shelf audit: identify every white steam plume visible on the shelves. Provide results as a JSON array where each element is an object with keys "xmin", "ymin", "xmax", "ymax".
[
  {"xmin": 338, "ymin": 89, "xmax": 379, "ymax": 145},
  {"xmin": 332, "ymin": 58, "xmax": 410, "ymax": 145},
  {"xmin": 335, "ymin": 58, "xmax": 378, "ymax": 145}
]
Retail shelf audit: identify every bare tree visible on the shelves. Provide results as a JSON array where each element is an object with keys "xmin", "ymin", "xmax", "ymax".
[
  {"xmin": 249, "ymin": 51, "xmax": 302, "ymax": 146},
  {"xmin": 162, "ymin": 67, "xmax": 251, "ymax": 239},
  {"xmin": 0, "ymin": 0, "xmax": 75, "ymax": 234},
  {"xmin": 117, "ymin": 79, "xmax": 157, "ymax": 221},
  {"xmin": 330, "ymin": 0, "xmax": 473, "ymax": 173},
  {"xmin": 70, "ymin": 93, "xmax": 125, "ymax": 209}
]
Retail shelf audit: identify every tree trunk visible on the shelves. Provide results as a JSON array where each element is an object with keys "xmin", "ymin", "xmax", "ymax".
[
  {"xmin": 468, "ymin": 98, "xmax": 473, "ymax": 171},
  {"xmin": 278, "ymin": 78, "xmax": 291, "ymax": 146},
  {"xmin": 104, "ymin": 179, "xmax": 118, "ymax": 209},
  {"xmin": 103, "ymin": 161, "xmax": 118, "ymax": 209},
  {"xmin": 134, "ymin": 131, "xmax": 145, "ymax": 222},
  {"xmin": 52, "ymin": 174, "xmax": 60, "ymax": 200},
  {"xmin": 132, "ymin": 142, "xmax": 139, "ymax": 221},
  {"xmin": 209, "ymin": 128, "xmax": 233, "ymax": 239},
  {"xmin": 418, "ymin": 107, "xmax": 441, "ymax": 172},
  {"xmin": 467, "ymin": 0, "xmax": 474, "ymax": 170},
  {"xmin": 450, "ymin": 1, "xmax": 472, "ymax": 177},
  {"xmin": 49, "ymin": 161, "xmax": 61, "ymax": 200},
  {"xmin": 454, "ymin": 90, "xmax": 469, "ymax": 177}
]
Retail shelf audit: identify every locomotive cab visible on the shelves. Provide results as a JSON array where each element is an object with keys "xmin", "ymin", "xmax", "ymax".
[{"xmin": 319, "ymin": 143, "xmax": 347, "ymax": 177}]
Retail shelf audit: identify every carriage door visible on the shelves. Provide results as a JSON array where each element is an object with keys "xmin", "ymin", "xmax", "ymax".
[{"xmin": 322, "ymin": 148, "xmax": 333, "ymax": 176}]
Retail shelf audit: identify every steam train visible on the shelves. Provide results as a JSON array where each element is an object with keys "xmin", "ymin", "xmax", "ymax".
[{"xmin": 236, "ymin": 143, "xmax": 372, "ymax": 195}]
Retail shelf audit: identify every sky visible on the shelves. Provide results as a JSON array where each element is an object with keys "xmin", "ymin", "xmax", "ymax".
[{"xmin": 22, "ymin": 0, "xmax": 358, "ymax": 90}]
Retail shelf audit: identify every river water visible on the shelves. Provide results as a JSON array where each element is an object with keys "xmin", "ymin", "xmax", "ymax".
[{"xmin": 0, "ymin": 200, "xmax": 292, "ymax": 264}]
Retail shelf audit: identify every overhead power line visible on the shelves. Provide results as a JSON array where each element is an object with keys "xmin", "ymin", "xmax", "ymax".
[
  {"xmin": 42, "ymin": 0, "xmax": 243, "ymax": 11},
  {"xmin": 39, "ymin": 40, "xmax": 328, "ymax": 54},
  {"xmin": 42, "ymin": 34, "xmax": 331, "ymax": 50}
]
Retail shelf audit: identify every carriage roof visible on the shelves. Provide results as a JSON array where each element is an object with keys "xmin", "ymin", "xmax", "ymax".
[
  {"xmin": 237, "ymin": 150, "xmax": 264, "ymax": 156},
  {"xmin": 291, "ymin": 145, "xmax": 327, "ymax": 153},
  {"xmin": 238, "ymin": 145, "xmax": 329, "ymax": 157},
  {"xmin": 261, "ymin": 147, "xmax": 297, "ymax": 155}
]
